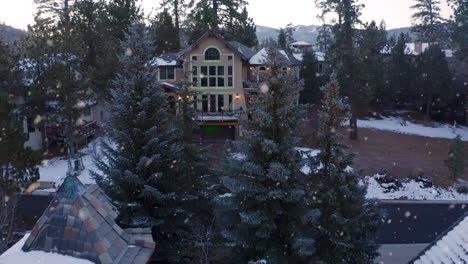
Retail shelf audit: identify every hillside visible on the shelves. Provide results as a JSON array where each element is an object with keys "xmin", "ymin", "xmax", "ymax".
[
  {"xmin": 0, "ymin": 24, "xmax": 26, "ymax": 44},
  {"xmin": 256, "ymin": 25, "xmax": 415, "ymax": 45}
]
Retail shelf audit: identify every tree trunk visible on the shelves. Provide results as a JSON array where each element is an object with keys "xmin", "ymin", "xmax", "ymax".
[
  {"xmin": 425, "ymin": 93, "xmax": 432, "ymax": 122},
  {"xmin": 343, "ymin": 0, "xmax": 358, "ymax": 140},
  {"xmin": 40, "ymin": 121, "xmax": 48, "ymax": 152},
  {"xmin": 212, "ymin": 0, "xmax": 219, "ymax": 29},
  {"xmin": 174, "ymin": 0, "xmax": 181, "ymax": 50}
]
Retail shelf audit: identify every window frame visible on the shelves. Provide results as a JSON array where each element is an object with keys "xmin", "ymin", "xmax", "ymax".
[{"xmin": 204, "ymin": 47, "xmax": 221, "ymax": 61}]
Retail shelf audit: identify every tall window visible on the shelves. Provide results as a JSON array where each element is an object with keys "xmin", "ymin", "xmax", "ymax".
[
  {"xmin": 218, "ymin": 95, "xmax": 224, "ymax": 112},
  {"xmin": 205, "ymin": 48, "xmax": 220, "ymax": 60},
  {"xmin": 160, "ymin": 67, "xmax": 175, "ymax": 80}
]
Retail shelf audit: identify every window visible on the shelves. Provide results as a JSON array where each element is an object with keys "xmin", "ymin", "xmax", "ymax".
[
  {"xmin": 228, "ymin": 95, "xmax": 233, "ymax": 112},
  {"xmin": 209, "ymin": 77, "xmax": 217, "ymax": 87},
  {"xmin": 228, "ymin": 66, "xmax": 233, "ymax": 76},
  {"xmin": 228, "ymin": 77, "xmax": 233, "ymax": 87},
  {"xmin": 218, "ymin": 66, "xmax": 224, "ymax": 75},
  {"xmin": 26, "ymin": 117, "xmax": 35, "ymax": 133},
  {"xmin": 192, "ymin": 55, "xmax": 197, "ymax": 61},
  {"xmin": 83, "ymin": 106, "xmax": 91, "ymax": 116},
  {"xmin": 192, "ymin": 66, "xmax": 198, "ymax": 75},
  {"xmin": 205, "ymin": 47, "xmax": 220, "ymax": 60},
  {"xmin": 209, "ymin": 66, "xmax": 216, "ymax": 76},
  {"xmin": 202, "ymin": 95, "xmax": 208, "ymax": 112},
  {"xmin": 201, "ymin": 77, "xmax": 208, "ymax": 87},
  {"xmin": 259, "ymin": 66, "xmax": 266, "ymax": 71},
  {"xmin": 218, "ymin": 95, "xmax": 224, "ymax": 112},
  {"xmin": 192, "ymin": 77, "xmax": 198, "ymax": 87},
  {"xmin": 160, "ymin": 67, "xmax": 175, "ymax": 80},
  {"xmin": 218, "ymin": 77, "xmax": 225, "ymax": 87},
  {"xmin": 193, "ymin": 95, "xmax": 198, "ymax": 109},
  {"xmin": 228, "ymin": 55, "xmax": 233, "ymax": 60},
  {"xmin": 201, "ymin": 66, "xmax": 208, "ymax": 75}
]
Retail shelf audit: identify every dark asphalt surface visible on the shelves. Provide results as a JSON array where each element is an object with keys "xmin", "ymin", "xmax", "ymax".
[
  {"xmin": 377, "ymin": 202, "xmax": 467, "ymax": 244},
  {"xmin": 17, "ymin": 194, "xmax": 467, "ymax": 245}
]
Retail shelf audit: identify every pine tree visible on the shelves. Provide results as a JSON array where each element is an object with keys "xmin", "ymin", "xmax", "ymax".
[
  {"xmin": 316, "ymin": 0, "xmax": 363, "ymax": 139},
  {"xmin": 150, "ymin": 9, "xmax": 180, "ymax": 54},
  {"xmin": 161, "ymin": 0, "xmax": 188, "ymax": 49},
  {"xmin": 417, "ymin": 44, "xmax": 452, "ymax": 120},
  {"xmin": 307, "ymin": 75, "xmax": 380, "ymax": 263},
  {"xmin": 445, "ymin": 135, "xmax": 466, "ymax": 179},
  {"xmin": 411, "ymin": 0, "xmax": 447, "ymax": 43},
  {"xmin": 106, "ymin": 0, "xmax": 141, "ymax": 41},
  {"xmin": 316, "ymin": 23, "xmax": 332, "ymax": 53},
  {"xmin": 92, "ymin": 24, "xmax": 193, "ymax": 262},
  {"xmin": 450, "ymin": 0, "xmax": 468, "ymax": 65},
  {"xmin": 277, "ymin": 28, "xmax": 287, "ymax": 50},
  {"xmin": 216, "ymin": 50, "xmax": 320, "ymax": 263},
  {"xmin": 356, "ymin": 21, "xmax": 388, "ymax": 112},
  {"xmin": 223, "ymin": 7, "xmax": 258, "ymax": 48},
  {"xmin": 387, "ymin": 33, "xmax": 415, "ymax": 108},
  {"xmin": 300, "ymin": 50, "xmax": 322, "ymax": 104},
  {"xmin": 0, "ymin": 93, "xmax": 41, "ymax": 247}
]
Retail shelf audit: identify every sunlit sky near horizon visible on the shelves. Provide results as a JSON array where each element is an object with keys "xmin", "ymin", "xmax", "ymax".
[{"xmin": 0, "ymin": 0, "xmax": 453, "ymax": 30}]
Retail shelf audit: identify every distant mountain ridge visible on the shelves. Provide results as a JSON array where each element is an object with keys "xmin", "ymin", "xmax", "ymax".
[
  {"xmin": 0, "ymin": 24, "xmax": 26, "ymax": 44},
  {"xmin": 256, "ymin": 25, "xmax": 415, "ymax": 45}
]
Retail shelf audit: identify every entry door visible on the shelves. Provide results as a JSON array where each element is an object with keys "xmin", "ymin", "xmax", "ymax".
[{"xmin": 210, "ymin": 95, "xmax": 216, "ymax": 112}]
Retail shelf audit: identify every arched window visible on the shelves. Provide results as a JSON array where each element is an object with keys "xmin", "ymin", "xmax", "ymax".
[
  {"xmin": 259, "ymin": 66, "xmax": 266, "ymax": 71},
  {"xmin": 205, "ymin": 47, "xmax": 220, "ymax": 60}
]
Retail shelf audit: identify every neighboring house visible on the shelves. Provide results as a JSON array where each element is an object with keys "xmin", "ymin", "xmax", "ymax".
[
  {"xmin": 151, "ymin": 30, "xmax": 304, "ymax": 140},
  {"xmin": 410, "ymin": 212, "xmax": 468, "ymax": 264},
  {"xmin": 289, "ymin": 41, "xmax": 313, "ymax": 53},
  {"xmin": 0, "ymin": 175, "xmax": 156, "ymax": 264}
]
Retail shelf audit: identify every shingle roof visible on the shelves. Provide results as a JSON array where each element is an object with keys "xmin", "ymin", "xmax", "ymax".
[
  {"xmin": 411, "ymin": 212, "xmax": 468, "ymax": 264},
  {"xmin": 151, "ymin": 30, "xmax": 257, "ymax": 66},
  {"xmin": 22, "ymin": 176, "xmax": 155, "ymax": 264}
]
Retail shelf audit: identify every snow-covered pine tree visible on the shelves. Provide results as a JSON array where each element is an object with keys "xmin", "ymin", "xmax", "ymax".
[
  {"xmin": 217, "ymin": 49, "xmax": 320, "ymax": 264},
  {"xmin": 307, "ymin": 75, "xmax": 381, "ymax": 263},
  {"xmin": 92, "ymin": 23, "xmax": 194, "ymax": 262}
]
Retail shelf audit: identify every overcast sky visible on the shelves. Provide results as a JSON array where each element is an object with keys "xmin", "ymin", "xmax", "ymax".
[{"xmin": 0, "ymin": 0, "xmax": 453, "ymax": 30}]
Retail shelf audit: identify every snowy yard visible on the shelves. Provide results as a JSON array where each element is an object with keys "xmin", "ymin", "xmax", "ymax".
[
  {"xmin": 357, "ymin": 116, "xmax": 468, "ymax": 141},
  {"xmin": 35, "ymin": 140, "xmax": 467, "ymax": 201},
  {"xmin": 0, "ymin": 234, "xmax": 92, "ymax": 264},
  {"xmin": 37, "ymin": 138, "xmax": 106, "ymax": 187}
]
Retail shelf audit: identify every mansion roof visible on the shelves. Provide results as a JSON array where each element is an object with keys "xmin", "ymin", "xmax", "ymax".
[
  {"xmin": 151, "ymin": 30, "xmax": 305, "ymax": 68},
  {"xmin": 22, "ymin": 176, "xmax": 155, "ymax": 264}
]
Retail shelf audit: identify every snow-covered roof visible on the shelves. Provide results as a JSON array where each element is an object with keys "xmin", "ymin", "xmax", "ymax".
[
  {"xmin": 150, "ymin": 52, "xmax": 182, "ymax": 66},
  {"xmin": 290, "ymin": 41, "xmax": 312, "ymax": 46},
  {"xmin": 249, "ymin": 48, "xmax": 301, "ymax": 66},
  {"xmin": 380, "ymin": 43, "xmax": 454, "ymax": 58},
  {"xmin": 411, "ymin": 213, "xmax": 468, "ymax": 263},
  {"xmin": 0, "ymin": 234, "xmax": 93, "ymax": 264}
]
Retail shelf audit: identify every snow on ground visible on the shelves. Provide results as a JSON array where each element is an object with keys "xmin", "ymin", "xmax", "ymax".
[
  {"xmin": 0, "ymin": 234, "xmax": 93, "ymax": 264},
  {"xmin": 38, "ymin": 137, "xmax": 109, "ymax": 187},
  {"xmin": 362, "ymin": 175, "xmax": 468, "ymax": 200},
  {"xmin": 358, "ymin": 116, "xmax": 468, "ymax": 141}
]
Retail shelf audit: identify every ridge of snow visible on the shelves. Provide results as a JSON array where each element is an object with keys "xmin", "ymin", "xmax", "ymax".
[
  {"xmin": 362, "ymin": 175, "xmax": 468, "ymax": 200},
  {"xmin": 358, "ymin": 116, "xmax": 468, "ymax": 141}
]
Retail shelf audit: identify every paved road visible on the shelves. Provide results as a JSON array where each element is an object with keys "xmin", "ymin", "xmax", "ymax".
[{"xmin": 377, "ymin": 202, "xmax": 467, "ymax": 244}]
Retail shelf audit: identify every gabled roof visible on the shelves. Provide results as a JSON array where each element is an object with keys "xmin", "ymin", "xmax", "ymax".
[
  {"xmin": 22, "ymin": 176, "xmax": 155, "ymax": 264},
  {"xmin": 411, "ymin": 212, "xmax": 468, "ymax": 263},
  {"xmin": 249, "ymin": 48, "xmax": 302, "ymax": 66},
  {"xmin": 151, "ymin": 30, "xmax": 257, "ymax": 67}
]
